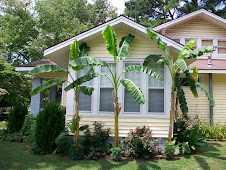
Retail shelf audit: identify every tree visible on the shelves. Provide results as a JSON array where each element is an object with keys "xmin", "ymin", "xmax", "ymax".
[
  {"xmin": 0, "ymin": 56, "xmax": 32, "ymax": 107},
  {"xmin": 178, "ymin": 0, "xmax": 226, "ymax": 18},
  {"xmin": 124, "ymin": 0, "xmax": 179, "ymax": 27},
  {"xmin": 0, "ymin": 0, "xmax": 41, "ymax": 65},
  {"xmin": 29, "ymin": 41, "xmax": 103, "ymax": 142},
  {"xmin": 144, "ymin": 29, "xmax": 216, "ymax": 141},
  {"xmin": 70, "ymin": 25, "xmax": 163, "ymax": 147}
]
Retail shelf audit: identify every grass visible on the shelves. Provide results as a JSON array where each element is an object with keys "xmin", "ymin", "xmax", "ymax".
[{"xmin": 0, "ymin": 141, "xmax": 225, "ymax": 169}]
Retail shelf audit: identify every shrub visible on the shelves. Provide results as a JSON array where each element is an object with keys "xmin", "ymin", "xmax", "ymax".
[
  {"xmin": 174, "ymin": 115, "xmax": 207, "ymax": 153},
  {"xmin": 123, "ymin": 126, "xmax": 161, "ymax": 158},
  {"xmin": 83, "ymin": 122, "xmax": 110, "ymax": 159},
  {"xmin": 110, "ymin": 147, "xmax": 122, "ymax": 161},
  {"xmin": 35, "ymin": 102, "xmax": 65, "ymax": 154},
  {"xmin": 21, "ymin": 114, "xmax": 35, "ymax": 136},
  {"xmin": 7, "ymin": 104, "xmax": 28, "ymax": 133},
  {"xmin": 164, "ymin": 139, "xmax": 179, "ymax": 159},
  {"xmin": 55, "ymin": 130, "xmax": 73, "ymax": 155},
  {"xmin": 68, "ymin": 140, "xmax": 84, "ymax": 160},
  {"xmin": 199, "ymin": 123, "xmax": 226, "ymax": 140}
]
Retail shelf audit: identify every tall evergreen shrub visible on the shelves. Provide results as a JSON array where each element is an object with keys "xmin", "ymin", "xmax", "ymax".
[
  {"xmin": 7, "ymin": 104, "xmax": 28, "ymax": 133},
  {"xmin": 35, "ymin": 102, "xmax": 65, "ymax": 154}
]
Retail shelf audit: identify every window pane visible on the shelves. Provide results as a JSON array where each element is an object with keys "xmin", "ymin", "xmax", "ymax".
[
  {"xmin": 148, "ymin": 89, "xmax": 164, "ymax": 112},
  {"xmin": 79, "ymin": 92, "xmax": 91, "ymax": 111},
  {"xmin": 100, "ymin": 64, "xmax": 115, "ymax": 87},
  {"xmin": 202, "ymin": 40, "xmax": 213, "ymax": 46},
  {"xmin": 100, "ymin": 88, "xmax": 114, "ymax": 112},
  {"xmin": 124, "ymin": 90, "xmax": 140, "ymax": 112},
  {"xmin": 79, "ymin": 65, "xmax": 92, "ymax": 86},
  {"xmin": 148, "ymin": 63, "xmax": 164, "ymax": 87},
  {"xmin": 125, "ymin": 63, "xmax": 140, "ymax": 87},
  {"xmin": 218, "ymin": 41, "xmax": 226, "ymax": 54}
]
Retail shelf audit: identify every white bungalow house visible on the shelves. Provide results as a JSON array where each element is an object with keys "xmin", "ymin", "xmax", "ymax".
[{"xmin": 17, "ymin": 9, "xmax": 224, "ymax": 139}]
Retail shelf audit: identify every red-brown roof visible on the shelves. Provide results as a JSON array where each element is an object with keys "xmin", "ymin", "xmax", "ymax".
[
  {"xmin": 189, "ymin": 59, "xmax": 226, "ymax": 70},
  {"xmin": 17, "ymin": 59, "xmax": 58, "ymax": 67}
]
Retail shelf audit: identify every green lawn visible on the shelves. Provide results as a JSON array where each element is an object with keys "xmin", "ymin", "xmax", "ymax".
[{"xmin": 0, "ymin": 141, "xmax": 225, "ymax": 170}]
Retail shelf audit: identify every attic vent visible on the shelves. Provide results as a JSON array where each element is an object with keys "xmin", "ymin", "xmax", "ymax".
[{"xmin": 208, "ymin": 54, "xmax": 212, "ymax": 67}]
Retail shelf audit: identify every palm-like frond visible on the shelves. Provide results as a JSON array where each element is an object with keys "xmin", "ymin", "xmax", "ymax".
[
  {"xmin": 69, "ymin": 56, "xmax": 109, "ymax": 69},
  {"xmin": 186, "ymin": 72, "xmax": 198, "ymax": 98},
  {"xmin": 174, "ymin": 59, "xmax": 188, "ymax": 72},
  {"xmin": 79, "ymin": 43, "xmax": 90, "ymax": 57},
  {"xmin": 184, "ymin": 46, "xmax": 217, "ymax": 59},
  {"xmin": 29, "ymin": 64, "xmax": 68, "ymax": 75},
  {"xmin": 102, "ymin": 25, "xmax": 117, "ymax": 57},
  {"xmin": 178, "ymin": 39, "xmax": 196, "ymax": 60},
  {"xmin": 143, "ymin": 55, "xmax": 169, "ymax": 66},
  {"xmin": 123, "ymin": 65, "xmax": 164, "ymax": 82},
  {"xmin": 178, "ymin": 88, "xmax": 188, "ymax": 114},
  {"xmin": 196, "ymin": 82, "xmax": 215, "ymax": 106},
  {"xmin": 30, "ymin": 78, "xmax": 66, "ymax": 95},
  {"xmin": 118, "ymin": 34, "xmax": 135, "ymax": 60},
  {"xmin": 70, "ymin": 39, "xmax": 80, "ymax": 60},
  {"xmin": 120, "ymin": 79, "xmax": 145, "ymax": 105},
  {"xmin": 80, "ymin": 86, "xmax": 94, "ymax": 96}
]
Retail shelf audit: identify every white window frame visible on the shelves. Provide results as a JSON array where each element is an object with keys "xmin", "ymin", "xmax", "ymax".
[{"xmin": 146, "ymin": 63, "xmax": 166, "ymax": 115}]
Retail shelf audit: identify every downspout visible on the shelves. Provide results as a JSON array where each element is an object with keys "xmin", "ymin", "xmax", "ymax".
[{"xmin": 208, "ymin": 55, "xmax": 213, "ymax": 126}]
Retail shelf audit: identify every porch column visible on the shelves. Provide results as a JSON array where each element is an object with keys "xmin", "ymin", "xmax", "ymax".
[
  {"xmin": 49, "ymin": 86, "xmax": 57, "ymax": 103},
  {"xmin": 30, "ymin": 77, "xmax": 42, "ymax": 116}
]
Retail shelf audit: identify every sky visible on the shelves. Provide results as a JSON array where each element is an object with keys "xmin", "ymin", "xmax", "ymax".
[{"xmin": 88, "ymin": 0, "xmax": 126, "ymax": 14}]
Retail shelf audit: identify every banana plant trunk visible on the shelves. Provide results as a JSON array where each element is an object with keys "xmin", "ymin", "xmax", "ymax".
[
  {"xmin": 72, "ymin": 96, "xmax": 79, "ymax": 143},
  {"xmin": 113, "ymin": 98, "xmax": 121, "ymax": 147},
  {"xmin": 168, "ymin": 85, "xmax": 176, "ymax": 141}
]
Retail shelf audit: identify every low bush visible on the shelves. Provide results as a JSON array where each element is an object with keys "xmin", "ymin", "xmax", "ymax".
[
  {"xmin": 110, "ymin": 147, "xmax": 122, "ymax": 162},
  {"xmin": 199, "ymin": 123, "xmax": 226, "ymax": 140},
  {"xmin": 35, "ymin": 102, "xmax": 65, "ymax": 154},
  {"xmin": 7, "ymin": 104, "xmax": 28, "ymax": 133},
  {"xmin": 21, "ymin": 114, "xmax": 35, "ymax": 136},
  {"xmin": 174, "ymin": 115, "xmax": 207, "ymax": 154},
  {"xmin": 68, "ymin": 140, "xmax": 84, "ymax": 160},
  {"xmin": 164, "ymin": 139, "xmax": 179, "ymax": 159},
  {"xmin": 55, "ymin": 130, "xmax": 73, "ymax": 155},
  {"xmin": 123, "ymin": 126, "xmax": 161, "ymax": 159},
  {"xmin": 83, "ymin": 122, "xmax": 110, "ymax": 159}
]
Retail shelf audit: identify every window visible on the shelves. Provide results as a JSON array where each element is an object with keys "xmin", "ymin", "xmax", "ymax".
[
  {"xmin": 124, "ymin": 63, "xmax": 140, "ymax": 113},
  {"xmin": 202, "ymin": 40, "xmax": 213, "ymax": 46},
  {"xmin": 148, "ymin": 63, "xmax": 164, "ymax": 113},
  {"xmin": 218, "ymin": 40, "xmax": 226, "ymax": 54},
  {"xmin": 99, "ymin": 63, "xmax": 114, "ymax": 112},
  {"xmin": 79, "ymin": 65, "xmax": 92, "ymax": 111},
  {"xmin": 185, "ymin": 39, "xmax": 197, "ymax": 49},
  {"xmin": 173, "ymin": 39, "xmax": 180, "ymax": 43}
]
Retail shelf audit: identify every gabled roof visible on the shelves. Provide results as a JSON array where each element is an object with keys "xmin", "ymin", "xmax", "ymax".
[
  {"xmin": 17, "ymin": 59, "xmax": 57, "ymax": 67},
  {"xmin": 154, "ymin": 9, "xmax": 226, "ymax": 32},
  {"xmin": 44, "ymin": 15, "xmax": 184, "ymax": 58},
  {"xmin": 189, "ymin": 59, "xmax": 226, "ymax": 70}
]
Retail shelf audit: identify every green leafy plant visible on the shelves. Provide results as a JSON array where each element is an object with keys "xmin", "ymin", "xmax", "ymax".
[
  {"xmin": 55, "ymin": 131, "xmax": 73, "ymax": 155},
  {"xmin": 35, "ymin": 102, "xmax": 65, "ymax": 154},
  {"xmin": 110, "ymin": 147, "xmax": 122, "ymax": 162},
  {"xmin": 70, "ymin": 25, "xmax": 163, "ymax": 147},
  {"xmin": 123, "ymin": 126, "xmax": 161, "ymax": 158},
  {"xmin": 29, "ymin": 42, "xmax": 101, "ymax": 143},
  {"xmin": 164, "ymin": 139, "xmax": 179, "ymax": 159},
  {"xmin": 144, "ymin": 29, "xmax": 216, "ymax": 141},
  {"xmin": 67, "ymin": 140, "xmax": 84, "ymax": 160},
  {"xmin": 7, "ymin": 103, "xmax": 28, "ymax": 133},
  {"xmin": 83, "ymin": 122, "xmax": 110, "ymax": 159},
  {"xmin": 21, "ymin": 114, "xmax": 36, "ymax": 136},
  {"xmin": 174, "ymin": 115, "xmax": 207, "ymax": 153},
  {"xmin": 199, "ymin": 123, "xmax": 226, "ymax": 140}
]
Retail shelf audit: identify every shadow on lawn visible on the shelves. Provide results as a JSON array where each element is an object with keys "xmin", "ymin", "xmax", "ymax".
[{"xmin": 185, "ymin": 142, "xmax": 225, "ymax": 170}]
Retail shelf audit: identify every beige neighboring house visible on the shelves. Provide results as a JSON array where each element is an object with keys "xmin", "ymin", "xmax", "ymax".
[
  {"xmin": 15, "ymin": 9, "xmax": 225, "ymax": 139},
  {"xmin": 154, "ymin": 9, "xmax": 226, "ymax": 125}
]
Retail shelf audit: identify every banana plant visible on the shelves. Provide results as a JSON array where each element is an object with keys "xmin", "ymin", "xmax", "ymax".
[
  {"xmin": 144, "ymin": 28, "xmax": 216, "ymax": 141},
  {"xmin": 29, "ymin": 40, "xmax": 103, "ymax": 143},
  {"xmin": 69, "ymin": 25, "xmax": 164, "ymax": 147}
]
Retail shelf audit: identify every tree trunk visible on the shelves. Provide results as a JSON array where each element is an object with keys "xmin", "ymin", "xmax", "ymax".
[
  {"xmin": 168, "ymin": 91, "xmax": 176, "ymax": 141},
  {"xmin": 75, "ymin": 97, "xmax": 79, "ymax": 141},
  {"xmin": 113, "ymin": 99, "xmax": 121, "ymax": 147}
]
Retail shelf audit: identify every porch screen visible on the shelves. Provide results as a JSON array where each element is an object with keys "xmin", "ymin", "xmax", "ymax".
[
  {"xmin": 99, "ymin": 64, "xmax": 114, "ymax": 112},
  {"xmin": 124, "ymin": 63, "xmax": 140, "ymax": 112},
  {"xmin": 148, "ymin": 63, "xmax": 164, "ymax": 113},
  {"xmin": 79, "ymin": 65, "xmax": 92, "ymax": 111}
]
